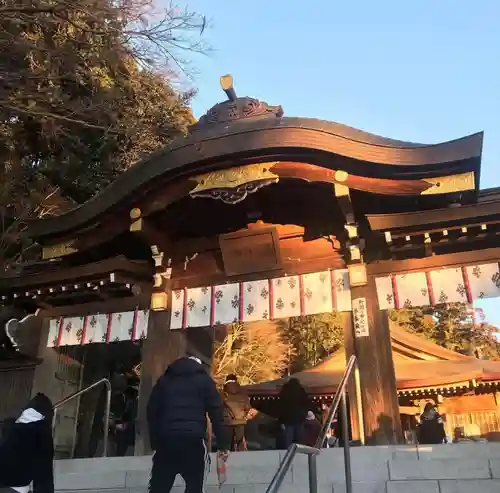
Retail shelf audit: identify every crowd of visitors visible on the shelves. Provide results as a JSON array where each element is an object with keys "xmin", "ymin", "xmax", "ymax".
[{"xmin": 0, "ymin": 354, "xmax": 453, "ymax": 493}]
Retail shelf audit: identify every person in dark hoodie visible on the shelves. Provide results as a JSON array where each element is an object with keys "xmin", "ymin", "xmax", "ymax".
[
  {"xmin": 0, "ymin": 393, "xmax": 54, "ymax": 493},
  {"xmin": 147, "ymin": 353, "xmax": 229, "ymax": 493},
  {"xmin": 417, "ymin": 403, "xmax": 446, "ymax": 445},
  {"xmin": 222, "ymin": 374, "xmax": 251, "ymax": 451},
  {"xmin": 115, "ymin": 385, "xmax": 138, "ymax": 456},
  {"xmin": 277, "ymin": 377, "xmax": 309, "ymax": 448}
]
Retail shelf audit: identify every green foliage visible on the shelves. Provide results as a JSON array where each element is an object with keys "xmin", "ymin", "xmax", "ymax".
[
  {"xmin": 283, "ymin": 312, "xmax": 344, "ymax": 372},
  {"xmin": 0, "ymin": 0, "xmax": 205, "ymax": 266},
  {"xmin": 389, "ymin": 304, "xmax": 500, "ymax": 360}
]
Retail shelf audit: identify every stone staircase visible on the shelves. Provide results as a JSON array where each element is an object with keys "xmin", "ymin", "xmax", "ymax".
[{"xmin": 54, "ymin": 444, "xmax": 500, "ymax": 493}]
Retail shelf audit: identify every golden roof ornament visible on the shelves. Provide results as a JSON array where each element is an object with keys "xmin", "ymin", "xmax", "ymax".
[
  {"xmin": 190, "ymin": 162, "xmax": 280, "ymax": 205},
  {"xmin": 190, "ymin": 74, "xmax": 283, "ymax": 130}
]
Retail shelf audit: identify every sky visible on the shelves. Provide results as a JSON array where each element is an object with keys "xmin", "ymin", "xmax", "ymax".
[
  {"xmin": 182, "ymin": 0, "xmax": 500, "ymax": 326},
  {"xmin": 185, "ymin": 0, "xmax": 500, "ymax": 188}
]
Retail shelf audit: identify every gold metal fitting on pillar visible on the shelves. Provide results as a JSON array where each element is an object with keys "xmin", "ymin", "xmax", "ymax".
[
  {"xmin": 151, "ymin": 292, "xmax": 168, "ymax": 311},
  {"xmin": 130, "ymin": 208, "xmax": 143, "ymax": 232},
  {"xmin": 348, "ymin": 263, "xmax": 368, "ymax": 287}
]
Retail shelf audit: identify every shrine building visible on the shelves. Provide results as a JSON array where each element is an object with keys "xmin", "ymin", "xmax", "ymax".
[{"xmin": 2, "ymin": 74, "xmax": 500, "ymax": 455}]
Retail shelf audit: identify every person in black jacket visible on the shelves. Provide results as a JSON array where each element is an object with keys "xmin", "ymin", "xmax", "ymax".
[
  {"xmin": 277, "ymin": 378, "xmax": 309, "ymax": 448},
  {"xmin": 0, "ymin": 393, "xmax": 54, "ymax": 493},
  {"xmin": 417, "ymin": 403, "xmax": 446, "ymax": 445},
  {"xmin": 147, "ymin": 354, "xmax": 229, "ymax": 493},
  {"xmin": 222, "ymin": 374, "xmax": 251, "ymax": 451},
  {"xmin": 115, "ymin": 385, "xmax": 138, "ymax": 456}
]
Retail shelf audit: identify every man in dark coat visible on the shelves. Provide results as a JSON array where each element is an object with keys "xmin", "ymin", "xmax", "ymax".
[
  {"xmin": 0, "ymin": 393, "xmax": 54, "ymax": 493},
  {"xmin": 277, "ymin": 377, "xmax": 309, "ymax": 448},
  {"xmin": 147, "ymin": 354, "xmax": 229, "ymax": 493},
  {"xmin": 222, "ymin": 374, "xmax": 251, "ymax": 451}
]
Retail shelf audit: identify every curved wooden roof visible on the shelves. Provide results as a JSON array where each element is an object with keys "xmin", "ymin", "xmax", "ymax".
[
  {"xmin": 27, "ymin": 114, "xmax": 483, "ymax": 241},
  {"xmin": 246, "ymin": 325, "xmax": 500, "ymax": 396}
]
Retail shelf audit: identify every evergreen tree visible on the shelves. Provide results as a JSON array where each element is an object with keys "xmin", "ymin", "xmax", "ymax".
[
  {"xmin": 389, "ymin": 303, "xmax": 500, "ymax": 360},
  {"xmin": 0, "ymin": 0, "xmax": 206, "ymax": 266}
]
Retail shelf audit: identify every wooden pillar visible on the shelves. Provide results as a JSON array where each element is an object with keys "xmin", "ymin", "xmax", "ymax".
[
  {"xmin": 135, "ymin": 309, "xmax": 186, "ymax": 455},
  {"xmin": 340, "ymin": 311, "xmax": 361, "ymax": 442},
  {"xmin": 129, "ymin": 206, "xmax": 189, "ymax": 454},
  {"xmin": 349, "ymin": 271, "xmax": 402, "ymax": 444},
  {"xmin": 133, "ymin": 237, "xmax": 186, "ymax": 454}
]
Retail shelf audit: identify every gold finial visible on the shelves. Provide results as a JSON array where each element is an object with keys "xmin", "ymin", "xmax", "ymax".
[{"xmin": 220, "ymin": 74, "xmax": 237, "ymax": 101}]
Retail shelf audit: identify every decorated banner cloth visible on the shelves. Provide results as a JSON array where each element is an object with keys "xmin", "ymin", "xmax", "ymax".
[
  {"xmin": 170, "ymin": 269, "xmax": 352, "ymax": 330},
  {"xmin": 375, "ymin": 262, "xmax": 500, "ymax": 310},
  {"xmin": 47, "ymin": 309, "xmax": 149, "ymax": 347}
]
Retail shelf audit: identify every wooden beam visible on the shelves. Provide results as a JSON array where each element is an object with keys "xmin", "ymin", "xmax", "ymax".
[
  {"xmin": 368, "ymin": 246, "xmax": 500, "ymax": 276},
  {"xmin": 387, "ymin": 231, "xmax": 500, "ymax": 255},
  {"xmin": 38, "ymin": 294, "xmax": 150, "ymax": 318},
  {"xmin": 270, "ymin": 162, "xmax": 432, "ymax": 195},
  {"xmin": 0, "ymin": 257, "xmax": 152, "ymax": 292},
  {"xmin": 368, "ymin": 199, "xmax": 500, "ymax": 232}
]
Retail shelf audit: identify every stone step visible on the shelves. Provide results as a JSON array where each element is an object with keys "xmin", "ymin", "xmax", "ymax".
[
  {"xmin": 387, "ymin": 479, "xmax": 500, "ymax": 493},
  {"xmin": 54, "ymin": 481, "xmax": 500, "ymax": 493},
  {"xmin": 53, "ymin": 444, "xmax": 500, "ymax": 493}
]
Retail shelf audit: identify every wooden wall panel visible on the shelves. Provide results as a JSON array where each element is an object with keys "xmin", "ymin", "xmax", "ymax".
[
  {"xmin": 442, "ymin": 394, "xmax": 498, "ymax": 414},
  {"xmin": 0, "ymin": 368, "xmax": 35, "ymax": 422},
  {"xmin": 170, "ymin": 224, "xmax": 345, "ymax": 289}
]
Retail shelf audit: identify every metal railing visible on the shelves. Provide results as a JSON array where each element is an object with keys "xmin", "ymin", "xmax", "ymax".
[
  {"xmin": 52, "ymin": 378, "xmax": 112, "ymax": 457},
  {"xmin": 265, "ymin": 355, "xmax": 364, "ymax": 493},
  {"xmin": 266, "ymin": 443, "xmax": 320, "ymax": 493}
]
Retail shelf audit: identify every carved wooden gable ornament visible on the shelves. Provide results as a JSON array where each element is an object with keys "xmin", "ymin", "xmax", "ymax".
[{"xmin": 190, "ymin": 74, "xmax": 283, "ymax": 131}]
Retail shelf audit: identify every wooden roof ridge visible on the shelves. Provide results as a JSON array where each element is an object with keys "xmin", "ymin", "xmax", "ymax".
[
  {"xmin": 25, "ymin": 119, "xmax": 483, "ymax": 242},
  {"xmin": 367, "ymin": 193, "xmax": 500, "ymax": 232},
  {"xmin": 389, "ymin": 324, "xmax": 470, "ymax": 361},
  {"xmin": 312, "ymin": 325, "xmax": 471, "ymax": 372}
]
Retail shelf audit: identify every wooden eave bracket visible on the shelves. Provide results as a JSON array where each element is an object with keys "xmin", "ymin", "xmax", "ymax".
[
  {"xmin": 334, "ymin": 179, "xmax": 355, "ymax": 225},
  {"xmin": 150, "ymin": 245, "xmax": 171, "ymax": 291},
  {"xmin": 383, "ymin": 222, "xmax": 496, "ymax": 253},
  {"xmin": 333, "ymin": 172, "xmax": 364, "ymax": 264},
  {"xmin": 5, "ymin": 278, "xmax": 148, "ymax": 307},
  {"xmin": 129, "ymin": 208, "xmax": 170, "ymax": 251}
]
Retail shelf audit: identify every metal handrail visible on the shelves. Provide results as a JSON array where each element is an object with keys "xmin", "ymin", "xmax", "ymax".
[
  {"xmin": 52, "ymin": 378, "xmax": 112, "ymax": 457},
  {"xmin": 265, "ymin": 355, "xmax": 364, "ymax": 493},
  {"xmin": 266, "ymin": 443, "xmax": 320, "ymax": 493},
  {"xmin": 315, "ymin": 355, "xmax": 364, "ymax": 449}
]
